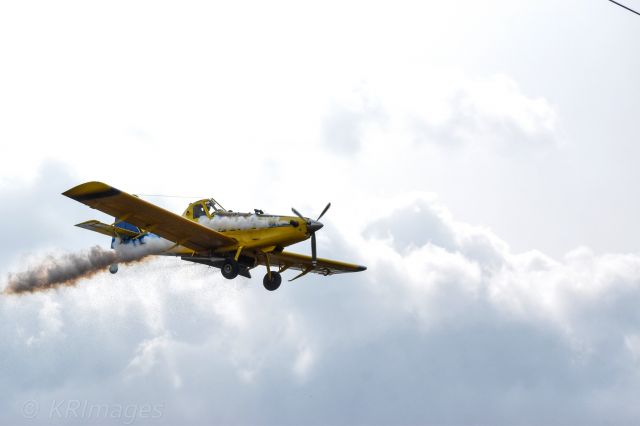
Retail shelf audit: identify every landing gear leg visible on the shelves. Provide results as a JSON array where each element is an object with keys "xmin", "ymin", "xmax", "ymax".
[
  {"xmin": 261, "ymin": 252, "xmax": 282, "ymax": 291},
  {"xmin": 263, "ymin": 271, "xmax": 282, "ymax": 291},
  {"xmin": 221, "ymin": 259, "xmax": 239, "ymax": 279}
]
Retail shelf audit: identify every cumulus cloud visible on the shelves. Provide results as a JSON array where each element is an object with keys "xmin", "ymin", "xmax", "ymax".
[
  {"xmin": 2, "ymin": 191, "xmax": 640, "ymax": 425},
  {"xmin": 0, "ymin": 162, "xmax": 96, "ymax": 267},
  {"xmin": 321, "ymin": 89, "xmax": 387, "ymax": 154},
  {"xmin": 321, "ymin": 73, "xmax": 559, "ymax": 156},
  {"xmin": 1, "ymin": 0, "xmax": 638, "ymax": 423},
  {"xmin": 420, "ymin": 75, "xmax": 558, "ymax": 151}
]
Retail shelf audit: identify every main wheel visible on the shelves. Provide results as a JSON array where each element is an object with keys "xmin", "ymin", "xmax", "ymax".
[
  {"xmin": 109, "ymin": 264, "xmax": 119, "ymax": 274},
  {"xmin": 221, "ymin": 259, "xmax": 239, "ymax": 279},
  {"xmin": 263, "ymin": 271, "xmax": 282, "ymax": 291}
]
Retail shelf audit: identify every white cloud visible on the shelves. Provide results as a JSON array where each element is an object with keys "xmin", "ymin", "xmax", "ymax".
[
  {"xmin": 3, "ymin": 190, "xmax": 640, "ymax": 424},
  {"xmin": 321, "ymin": 72, "xmax": 559, "ymax": 156},
  {"xmin": 1, "ymin": 1, "xmax": 639, "ymax": 423}
]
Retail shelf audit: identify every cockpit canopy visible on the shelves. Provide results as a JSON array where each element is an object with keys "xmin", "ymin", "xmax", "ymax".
[{"xmin": 185, "ymin": 198, "xmax": 227, "ymax": 220}]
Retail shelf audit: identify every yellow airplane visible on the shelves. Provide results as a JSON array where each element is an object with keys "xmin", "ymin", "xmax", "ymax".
[{"xmin": 63, "ymin": 182, "xmax": 366, "ymax": 291}]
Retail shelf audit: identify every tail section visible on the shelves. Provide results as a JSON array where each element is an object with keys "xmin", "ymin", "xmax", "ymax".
[
  {"xmin": 113, "ymin": 220, "xmax": 141, "ymax": 236},
  {"xmin": 75, "ymin": 220, "xmax": 141, "ymax": 239}
]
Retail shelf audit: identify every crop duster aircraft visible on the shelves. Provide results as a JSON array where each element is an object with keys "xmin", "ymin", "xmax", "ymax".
[{"xmin": 63, "ymin": 182, "xmax": 366, "ymax": 291}]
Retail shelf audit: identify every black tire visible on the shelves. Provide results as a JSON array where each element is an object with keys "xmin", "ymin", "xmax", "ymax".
[
  {"xmin": 221, "ymin": 259, "xmax": 239, "ymax": 279},
  {"xmin": 263, "ymin": 271, "xmax": 282, "ymax": 291}
]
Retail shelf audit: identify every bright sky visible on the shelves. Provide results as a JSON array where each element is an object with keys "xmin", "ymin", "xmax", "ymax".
[{"xmin": 1, "ymin": 1, "xmax": 640, "ymax": 425}]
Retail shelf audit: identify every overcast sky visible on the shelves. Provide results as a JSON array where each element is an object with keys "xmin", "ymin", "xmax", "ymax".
[{"xmin": 1, "ymin": 1, "xmax": 640, "ymax": 425}]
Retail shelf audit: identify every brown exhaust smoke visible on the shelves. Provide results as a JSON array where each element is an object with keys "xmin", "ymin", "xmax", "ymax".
[{"xmin": 3, "ymin": 241, "xmax": 167, "ymax": 295}]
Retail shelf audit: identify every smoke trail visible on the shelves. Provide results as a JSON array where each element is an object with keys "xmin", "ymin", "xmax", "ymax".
[{"xmin": 3, "ymin": 238, "xmax": 174, "ymax": 295}]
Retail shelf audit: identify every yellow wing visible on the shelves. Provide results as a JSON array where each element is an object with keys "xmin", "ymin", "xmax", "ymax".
[
  {"xmin": 259, "ymin": 251, "xmax": 366, "ymax": 281},
  {"xmin": 63, "ymin": 181, "xmax": 236, "ymax": 253}
]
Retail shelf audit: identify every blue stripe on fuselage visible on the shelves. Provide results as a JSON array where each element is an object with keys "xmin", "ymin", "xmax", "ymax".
[{"xmin": 111, "ymin": 232, "xmax": 161, "ymax": 249}]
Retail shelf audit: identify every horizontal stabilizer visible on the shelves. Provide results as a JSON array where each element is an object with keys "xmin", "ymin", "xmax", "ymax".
[{"xmin": 75, "ymin": 220, "xmax": 141, "ymax": 238}]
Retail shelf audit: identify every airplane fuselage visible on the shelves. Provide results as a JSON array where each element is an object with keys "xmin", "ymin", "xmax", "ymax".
[{"xmin": 116, "ymin": 212, "xmax": 314, "ymax": 257}]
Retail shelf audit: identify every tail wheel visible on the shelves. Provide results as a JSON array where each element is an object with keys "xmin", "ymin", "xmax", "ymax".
[
  {"xmin": 221, "ymin": 259, "xmax": 239, "ymax": 279},
  {"xmin": 263, "ymin": 271, "xmax": 282, "ymax": 291}
]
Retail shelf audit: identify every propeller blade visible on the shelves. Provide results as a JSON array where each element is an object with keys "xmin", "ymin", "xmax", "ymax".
[
  {"xmin": 291, "ymin": 207, "xmax": 306, "ymax": 221},
  {"xmin": 293, "ymin": 203, "xmax": 329, "ymax": 265},
  {"xmin": 311, "ymin": 232, "xmax": 317, "ymax": 265},
  {"xmin": 316, "ymin": 202, "xmax": 331, "ymax": 221}
]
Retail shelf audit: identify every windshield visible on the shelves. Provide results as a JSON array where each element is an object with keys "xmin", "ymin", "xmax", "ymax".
[{"xmin": 205, "ymin": 199, "xmax": 226, "ymax": 214}]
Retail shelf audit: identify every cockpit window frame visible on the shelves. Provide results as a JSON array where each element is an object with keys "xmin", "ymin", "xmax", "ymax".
[
  {"xmin": 205, "ymin": 198, "xmax": 227, "ymax": 214},
  {"xmin": 184, "ymin": 198, "xmax": 228, "ymax": 220},
  {"xmin": 192, "ymin": 202, "xmax": 207, "ymax": 219}
]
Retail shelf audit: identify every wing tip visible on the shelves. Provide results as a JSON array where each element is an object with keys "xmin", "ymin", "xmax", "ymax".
[{"xmin": 62, "ymin": 181, "xmax": 121, "ymax": 202}]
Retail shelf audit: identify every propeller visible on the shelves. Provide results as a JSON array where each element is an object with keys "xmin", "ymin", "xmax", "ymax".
[{"xmin": 291, "ymin": 202, "xmax": 331, "ymax": 265}]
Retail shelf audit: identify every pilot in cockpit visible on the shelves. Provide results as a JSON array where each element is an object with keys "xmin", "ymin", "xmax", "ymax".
[{"xmin": 193, "ymin": 202, "xmax": 207, "ymax": 219}]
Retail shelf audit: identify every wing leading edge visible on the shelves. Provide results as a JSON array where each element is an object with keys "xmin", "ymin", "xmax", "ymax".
[
  {"xmin": 63, "ymin": 181, "xmax": 235, "ymax": 253},
  {"xmin": 258, "ymin": 251, "xmax": 366, "ymax": 281}
]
